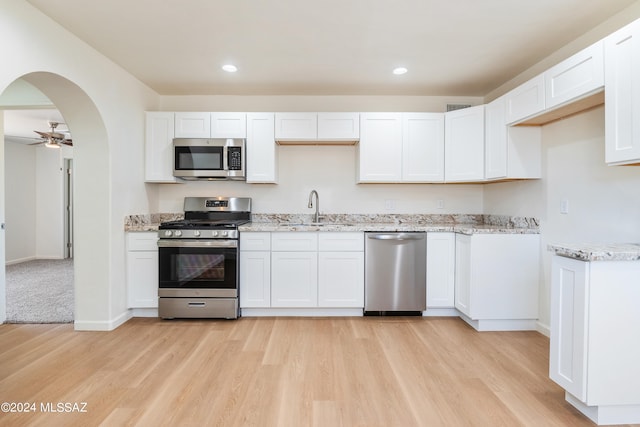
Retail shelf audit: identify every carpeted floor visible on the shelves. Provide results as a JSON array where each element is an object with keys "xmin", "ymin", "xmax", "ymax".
[{"xmin": 5, "ymin": 259, "xmax": 74, "ymax": 323}]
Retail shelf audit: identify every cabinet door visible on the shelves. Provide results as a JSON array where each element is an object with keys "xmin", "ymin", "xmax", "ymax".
[
  {"xmin": 145, "ymin": 112, "xmax": 177, "ymax": 182},
  {"xmin": 444, "ymin": 105, "xmax": 485, "ymax": 182},
  {"xmin": 549, "ymin": 256, "xmax": 589, "ymax": 401},
  {"xmin": 505, "ymin": 74, "xmax": 546, "ymax": 124},
  {"xmin": 426, "ymin": 233, "xmax": 455, "ymax": 308},
  {"xmin": 275, "ymin": 113, "xmax": 317, "ymax": 140},
  {"xmin": 402, "ymin": 113, "xmax": 445, "ymax": 182},
  {"xmin": 174, "ymin": 112, "xmax": 211, "ymax": 138},
  {"xmin": 484, "ymin": 97, "xmax": 508, "ymax": 180},
  {"xmin": 240, "ymin": 251, "xmax": 271, "ymax": 308},
  {"xmin": 271, "ymin": 252, "xmax": 318, "ymax": 307},
  {"xmin": 127, "ymin": 250, "xmax": 158, "ymax": 308},
  {"xmin": 545, "ymin": 41, "xmax": 604, "ymax": 109},
  {"xmin": 605, "ymin": 19, "xmax": 640, "ymax": 165},
  {"xmin": 211, "ymin": 113, "xmax": 246, "ymax": 138},
  {"xmin": 318, "ymin": 252, "xmax": 364, "ymax": 307},
  {"xmin": 317, "ymin": 113, "xmax": 359, "ymax": 140},
  {"xmin": 358, "ymin": 113, "xmax": 403, "ymax": 182},
  {"xmin": 454, "ymin": 234, "xmax": 471, "ymax": 316},
  {"xmin": 246, "ymin": 113, "xmax": 278, "ymax": 183}
]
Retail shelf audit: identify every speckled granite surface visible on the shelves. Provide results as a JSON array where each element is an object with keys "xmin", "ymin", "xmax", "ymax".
[
  {"xmin": 124, "ymin": 213, "xmax": 183, "ymax": 232},
  {"xmin": 548, "ymin": 243, "xmax": 640, "ymax": 261},
  {"xmin": 125, "ymin": 212, "xmax": 540, "ymax": 234}
]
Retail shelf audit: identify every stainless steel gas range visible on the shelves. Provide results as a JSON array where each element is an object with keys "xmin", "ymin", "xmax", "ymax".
[{"xmin": 157, "ymin": 197, "xmax": 251, "ymax": 319}]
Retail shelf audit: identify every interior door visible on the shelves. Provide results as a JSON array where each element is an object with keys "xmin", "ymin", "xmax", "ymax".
[{"xmin": 64, "ymin": 158, "xmax": 73, "ymax": 258}]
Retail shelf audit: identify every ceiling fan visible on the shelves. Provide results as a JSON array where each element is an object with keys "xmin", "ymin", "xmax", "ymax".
[{"xmin": 30, "ymin": 121, "xmax": 73, "ymax": 148}]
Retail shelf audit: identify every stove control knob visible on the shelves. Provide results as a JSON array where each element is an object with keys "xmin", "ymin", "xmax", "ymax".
[
  {"xmin": 194, "ymin": 230, "xmax": 201, "ymax": 237},
  {"xmin": 220, "ymin": 231, "xmax": 228, "ymax": 237},
  {"xmin": 212, "ymin": 231, "xmax": 219, "ymax": 237},
  {"xmin": 163, "ymin": 230, "xmax": 173, "ymax": 237},
  {"xmin": 174, "ymin": 230, "xmax": 182, "ymax": 237}
]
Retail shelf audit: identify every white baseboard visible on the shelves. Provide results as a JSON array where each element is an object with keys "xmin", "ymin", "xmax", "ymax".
[
  {"xmin": 422, "ymin": 308, "xmax": 459, "ymax": 317},
  {"xmin": 241, "ymin": 308, "xmax": 363, "ymax": 317},
  {"xmin": 536, "ymin": 321, "xmax": 550, "ymax": 337},
  {"xmin": 5, "ymin": 256, "xmax": 37, "ymax": 266},
  {"xmin": 74, "ymin": 310, "xmax": 132, "ymax": 331},
  {"xmin": 130, "ymin": 308, "xmax": 158, "ymax": 318}
]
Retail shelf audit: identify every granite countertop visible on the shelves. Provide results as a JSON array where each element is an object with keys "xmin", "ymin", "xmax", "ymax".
[
  {"xmin": 548, "ymin": 243, "xmax": 640, "ymax": 261},
  {"xmin": 125, "ymin": 213, "xmax": 540, "ymax": 235}
]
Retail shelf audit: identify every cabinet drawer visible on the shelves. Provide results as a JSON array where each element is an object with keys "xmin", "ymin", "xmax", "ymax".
[
  {"xmin": 127, "ymin": 232, "xmax": 158, "ymax": 251},
  {"xmin": 318, "ymin": 232, "xmax": 364, "ymax": 251},
  {"xmin": 271, "ymin": 232, "xmax": 318, "ymax": 251},
  {"xmin": 240, "ymin": 232, "xmax": 271, "ymax": 251}
]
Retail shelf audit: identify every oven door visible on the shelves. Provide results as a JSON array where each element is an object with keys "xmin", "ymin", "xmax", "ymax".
[{"xmin": 158, "ymin": 239, "xmax": 238, "ymax": 298}]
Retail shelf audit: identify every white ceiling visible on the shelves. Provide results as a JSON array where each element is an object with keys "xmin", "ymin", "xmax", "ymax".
[{"xmin": 25, "ymin": 0, "xmax": 638, "ymax": 97}]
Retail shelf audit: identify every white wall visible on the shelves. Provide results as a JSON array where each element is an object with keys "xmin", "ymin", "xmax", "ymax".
[
  {"xmin": 1, "ymin": 0, "xmax": 159, "ymax": 329},
  {"xmin": 156, "ymin": 144, "xmax": 484, "ymax": 214},
  {"xmin": 4, "ymin": 141, "xmax": 36, "ymax": 263},
  {"xmin": 484, "ymin": 106, "xmax": 640, "ymax": 330}
]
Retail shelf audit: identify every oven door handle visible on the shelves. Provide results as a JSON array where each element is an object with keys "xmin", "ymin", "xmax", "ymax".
[{"xmin": 157, "ymin": 239, "xmax": 238, "ymax": 249}]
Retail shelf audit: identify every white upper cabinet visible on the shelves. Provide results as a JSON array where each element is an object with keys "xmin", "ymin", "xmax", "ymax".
[
  {"xmin": 246, "ymin": 113, "xmax": 278, "ymax": 183},
  {"xmin": 402, "ymin": 113, "xmax": 445, "ymax": 182},
  {"xmin": 175, "ymin": 112, "xmax": 246, "ymax": 138},
  {"xmin": 358, "ymin": 113, "xmax": 444, "ymax": 183},
  {"xmin": 605, "ymin": 19, "xmax": 640, "ymax": 165},
  {"xmin": 505, "ymin": 74, "xmax": 546, "ymax": 125},
  {"xmin": 145, "ymin": 112, "xmax": 177, "ymax": 183},
  {"xmin": 275, "ymin": 112, "xmax": 359, "ymax": 142},
  {"xmin": 358, "ymin": 113, "xmax": 403, "ymax": 182},
  {"xmin": 210, "ymin": 112, "xmax": 246, "ymax": 138},
  {"xmin": 317, "ymin": 113, "xmax": 360, "ymax": 140},
  {"xmin": 174, "ymin": 112, "xmax": 211, "ymax": 138},
  {"xmin": 275, "ymin": 113, "xmax": 317, "ymax": 140},
  {"xmin": 444, "ymin": 105, "xmax": 485, "ymax": 182},
  {"xmin": 544, "ymin": 41, "xmax": 604, "ymax": 110},
  {"xmin": 485, "ymin": 96, "xmax": 541, "ymax": 181}
]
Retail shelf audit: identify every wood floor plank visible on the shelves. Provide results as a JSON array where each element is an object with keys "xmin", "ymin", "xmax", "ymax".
[{"xmin": 0, "ymin": 317, "xmax": 632, "ymax": 427}]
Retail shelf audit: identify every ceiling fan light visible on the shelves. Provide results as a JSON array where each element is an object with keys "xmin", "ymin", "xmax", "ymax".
[{"xmin": 45, "ymin": 139, "xmax": 60, "ymax": 148}]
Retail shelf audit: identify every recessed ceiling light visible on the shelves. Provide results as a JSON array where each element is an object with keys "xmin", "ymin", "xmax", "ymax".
[
  {"xmin": 393, "ymin": 67, "xmax": 408, "ymax": 75},
  {"xmin": 222, "ymin": 64, "xmax": 238, "ymax": 73}
]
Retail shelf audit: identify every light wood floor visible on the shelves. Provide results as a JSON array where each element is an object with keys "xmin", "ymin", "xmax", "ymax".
[{"xmin": 0, "ymin": 317, "xmax": 631, "ymax": 427}]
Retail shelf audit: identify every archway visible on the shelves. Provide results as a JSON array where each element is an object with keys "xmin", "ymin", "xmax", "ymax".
[{"xmin": 1, "ymin": 72, "xmax": 110, "ymax": 328}]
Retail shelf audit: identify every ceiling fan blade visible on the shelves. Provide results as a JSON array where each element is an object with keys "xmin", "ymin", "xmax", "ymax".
[
  {"xmin": 61, "ymin": 139, "xmax": 73, "ymax": 146},
  {"xmin": 34, "ymin": 130, "xmax": 66, "ymax": 139}
]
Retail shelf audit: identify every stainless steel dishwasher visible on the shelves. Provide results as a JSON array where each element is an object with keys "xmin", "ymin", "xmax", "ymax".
[{"xmin": 364, "ymin": 232, "xmax": 426, "ymax": 314}]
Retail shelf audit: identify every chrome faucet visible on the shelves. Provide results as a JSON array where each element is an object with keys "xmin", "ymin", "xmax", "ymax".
[{"xmin": 308, "ymin": 190, "xmax": 320, "ymax": 223}]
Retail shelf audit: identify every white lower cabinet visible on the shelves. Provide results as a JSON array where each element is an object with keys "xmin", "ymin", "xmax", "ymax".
[
  {"xmin": 240, "ymin": 232, "xmax": 364, "ymax": 311},
  {"xmin": 126, "ymin": 232, "xmax": 158, "ymax": 309},
  {"xmin": 426, "ymin": 233, "xmax": 456, "ymax": 308},
  {"xmin": 239, "ymin": 232, "xmax": 271, "ymax": 308},
  {"xmin": 271, "ymin": 251, "xmax": 318, "ymax": 307},
  {"xmin": 239, "ymin": 251, "xmax": 271, "ymax": 308},
  {"xmin": 550, "ymin": 255, "xmax": 640, "ymax": 425},
  {"xmin": 318, "ymin": 233, "xmax": 364, "ymax": 307},
  {"xmin": 454, "ymin": 233, "xmax": 539, "ymax": 331}
]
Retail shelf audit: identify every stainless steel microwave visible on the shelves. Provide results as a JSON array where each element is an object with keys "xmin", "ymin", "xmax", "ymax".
[{"xmin": 173, "ymin": 138, "xmax": 246, "ymax": 180}]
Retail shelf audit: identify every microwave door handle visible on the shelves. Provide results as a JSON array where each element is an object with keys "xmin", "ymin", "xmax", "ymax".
[{"xmin": 222, "ymin": 145, "xmax": 229, "ymax": 171}]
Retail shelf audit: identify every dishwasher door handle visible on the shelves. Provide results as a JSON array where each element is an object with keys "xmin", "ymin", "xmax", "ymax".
[{"xmin": 367, "ymin": 233, "xmax": 425, "ymax": 241}]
